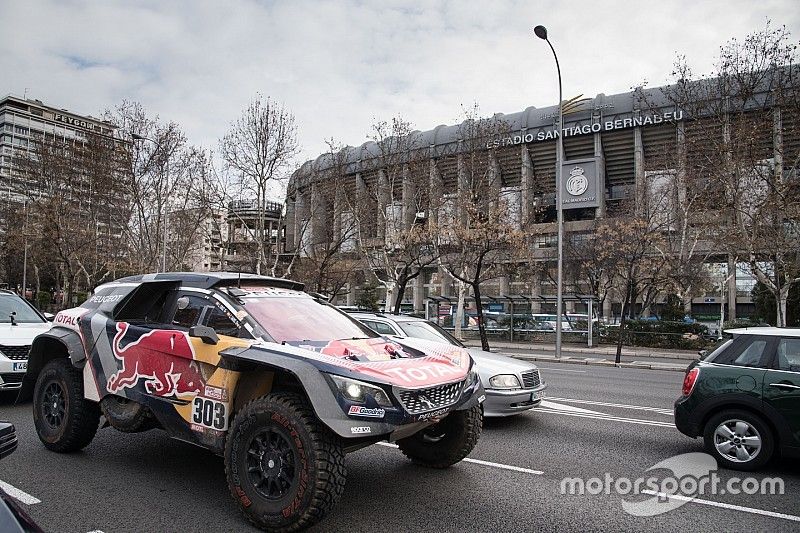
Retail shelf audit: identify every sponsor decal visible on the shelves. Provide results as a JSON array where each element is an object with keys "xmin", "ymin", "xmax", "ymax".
[
  {"xmin": 350, "ymin": 426, "xmax": 371, "ymax": 434},
  {"xmin": 88, "ymin": 294, "xmax": 125, "ymax": 304},
  {"xmin": 417, "ymin": 407, "xmax": 449, "ymax": 421},
  {"xmin": 106, "ymin": 322, "xmax": 204, "ymax": 397},
  {"xmin": 348, "ymin": 406, "xmax": 385, "ymax": 418},
  {"xmin": 478, "ymin": 394, "xmax": 486, "ymax": 403},
  {"xmin": 383, "ymin": 363, "xmax": 462, "ymax": 384},
  {"xmin": 204, "ymin": 385, "xmax": 229, "ymax": 401}
]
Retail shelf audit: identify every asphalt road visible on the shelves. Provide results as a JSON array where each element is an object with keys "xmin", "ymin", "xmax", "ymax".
[{"xmin": 1, "ymin": 363, "xmax": 798, "ymax": 533}]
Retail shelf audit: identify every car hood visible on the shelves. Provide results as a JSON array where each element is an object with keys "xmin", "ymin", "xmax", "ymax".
[
  {"xmin": 466, "ymin": 347, "xmax": 537, "ymax": 377},
  {"xmin": 0, "ymin": 322, "xmax": 51, "ymax": 345},
  {"xmin": 279, "ymin": 336, "xmax": 471, "ymax": 388}
]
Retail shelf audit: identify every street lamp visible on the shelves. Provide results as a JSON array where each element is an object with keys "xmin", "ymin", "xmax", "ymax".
[
  {"xmin": 131, "ymin": 133, "xmax": 168, "ymax": 273},
  {"xmin": 533, "ymin": 24, "xmax": 565, "ymax": 359}
]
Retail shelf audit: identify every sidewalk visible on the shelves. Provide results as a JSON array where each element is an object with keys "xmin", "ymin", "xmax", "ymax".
[{"xmin": 462, "ymin": 339, "xmax": 697, "ymax": 372}]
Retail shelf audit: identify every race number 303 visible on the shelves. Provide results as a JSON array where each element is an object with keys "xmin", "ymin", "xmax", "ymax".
[{"xmin": 192, "ymin": 397, "xmax": 228, "ymax": 431}]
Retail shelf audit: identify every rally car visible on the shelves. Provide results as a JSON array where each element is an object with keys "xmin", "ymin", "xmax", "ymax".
[{"xmin": 20, "ymin": 273, "xmax": 484, "ymax": 532}]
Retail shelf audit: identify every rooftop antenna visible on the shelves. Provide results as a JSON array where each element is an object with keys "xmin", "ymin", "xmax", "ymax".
[{"xmin": 237, "ymin": 270, "xmax": 241, "ymax": 288}]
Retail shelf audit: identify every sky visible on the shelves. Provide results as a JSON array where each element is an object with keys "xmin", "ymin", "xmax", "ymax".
[{"xmin": 2, "ymin": 0, "xmax": 799, "ymax": 172}]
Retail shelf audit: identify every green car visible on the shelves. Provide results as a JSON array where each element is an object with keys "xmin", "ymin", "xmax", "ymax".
[{"xmin": 674, "ymin": 327, "xmax": 800, "ymax": 470}]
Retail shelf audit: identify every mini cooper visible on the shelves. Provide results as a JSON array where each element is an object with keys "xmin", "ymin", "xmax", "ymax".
[
  {"xmin": 675, "ymin": 327, "xmax": 800, "ymax": 470},
  {"xmin": 20, "ymin": 273, "xmax": 484, "ymax": 531}
]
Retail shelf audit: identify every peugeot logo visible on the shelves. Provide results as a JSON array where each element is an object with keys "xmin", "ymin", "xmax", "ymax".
[{"xmin": 417, "ymin": 394, "xmax": 435, "ymax": 410}]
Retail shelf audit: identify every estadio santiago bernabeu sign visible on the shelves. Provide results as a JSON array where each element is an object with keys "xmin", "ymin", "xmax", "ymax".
[
  {"xmin": 485, "ymin": 110, "xmax": 684, "ymax": 150},
  {"xmin": 561, "ymin": 158, "xmax": 599, "ymax": 210}
]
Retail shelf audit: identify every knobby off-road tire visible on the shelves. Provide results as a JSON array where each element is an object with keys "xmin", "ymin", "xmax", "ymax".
[
  {"xmin": 100, "ymin": 395, "xmax": 157, "ymax": 433},
  {"xmin": 397, "ymin": 404, "xmax": 482, "ymax": 468},
  {"xmin": 225, "ymin": 393, "xmax": 347, "ymax": 532},
  {"xmin": 33, "ymin": 358, "xmax": 100, "ymax": 452}
]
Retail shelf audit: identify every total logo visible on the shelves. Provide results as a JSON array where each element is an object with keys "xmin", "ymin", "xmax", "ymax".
[{"xmin": 348, "ymin": 406, "xmax": 385, "ymax": 418}]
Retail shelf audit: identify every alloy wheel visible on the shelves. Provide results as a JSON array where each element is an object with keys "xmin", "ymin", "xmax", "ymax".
[{"xmin": 713, "ymin": 419, "xmax": 762, "ymax": 463}]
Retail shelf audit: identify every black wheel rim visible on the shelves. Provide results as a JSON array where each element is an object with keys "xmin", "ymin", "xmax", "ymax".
[
  {"xmin": 246, "ymin": 428, "xmax": 298, "ymax": 500},
  {"xmin": 42, "ymin": 382, "xmax": 66, "ymax": 429}
]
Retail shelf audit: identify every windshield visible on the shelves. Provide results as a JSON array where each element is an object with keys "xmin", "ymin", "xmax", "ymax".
[
  {"xmin": 242, "ymin": 295, "xmax": 375, "ymax": 344},
  {"xmin": 399, "ymin": 320, "xmax": 464, "ymax": 347},
  {"xmin": 0, "ymin": 295, "xmax": 45, "ymax": 324},
  {"xmin": 703, "ymin": 338, "xmax": 734, "ymax": 362}
]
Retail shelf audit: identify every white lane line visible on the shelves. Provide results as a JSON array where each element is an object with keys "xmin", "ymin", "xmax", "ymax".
[
  {"xmin": 534, "ymin": 408, "xmax": 675, "ymax": 428},
  {"xmin": 641, "ymin": 490, "xmax": 800, "ymax": 523},
  {"xmin": 376, "ymin": 442, "xmax": 544, "ymax": 475},
  {"xmin": 0, "ymin": 480, "xmax": 41, "ymax": 505},
  {"xmin": 539, "ymin": 400, "xmax": 604, "ymax": 415},
  {"xmin": 546, "ymin": 397, "xmax": 674, "ymax": 416}
]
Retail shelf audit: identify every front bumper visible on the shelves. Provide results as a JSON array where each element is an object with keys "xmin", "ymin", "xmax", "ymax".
[
  {"xmin": 0, "ymin": 359, "xmax": 27, "ymax": 390},
  {"xmin": 484, "ymin": 383, "xmax": 547, "ymax": 417}
]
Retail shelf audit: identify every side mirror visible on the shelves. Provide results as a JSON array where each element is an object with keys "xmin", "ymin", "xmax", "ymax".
[
  {"xmin": 0, "ymin": 422, "xmax": 18, "ymax": 460},
  {"xmin": 189, "ymin": 325, "xmax": 219, "ymax": 345},
  {"xmin": 43, "ymin": 312, "xmax": 55, "ymax": 322}
]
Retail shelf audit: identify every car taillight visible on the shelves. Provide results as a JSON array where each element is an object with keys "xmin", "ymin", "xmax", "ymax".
[{"xmin": 682, "ymin": 367, "xmax": 700, "ymax": 396}]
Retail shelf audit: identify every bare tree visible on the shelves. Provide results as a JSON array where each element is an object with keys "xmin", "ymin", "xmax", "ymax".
[
  {"xmin": 655, "ymin": 22, "xmax": 800, "ymax": 326},
  {"xmin": 12, "ymin": 129, "xmax": 128, "ymax": 304},
  {"xmin": 343, "ymin": 117, "xmax": 439, "ymax": 313},
  {"xmin": 220, "ymin": 95, "xmax": 300, "ymax": 274},
  {"xmin": 433, "ymin": 106, "xmax": 524, "ymax": 351}
]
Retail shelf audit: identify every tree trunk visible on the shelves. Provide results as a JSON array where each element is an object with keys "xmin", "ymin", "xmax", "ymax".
[
  {"xmin": 383, "ymin": 283, "xmax": 396, "ymax": 313},
  {"xmin": 473, "ymin": 281, "xmax": 490, "ymax": 352},
  {"xmin": 777, "ymin": 284, "xmax": 790, "ymax": 327},
  {"xmin": 393, "ymin": 276, "xmax": 408, "ymax": 315},
  {"xmin": 454, "ymin": 280, "xmax": 466, "ymax": 340},
  {"xmin": 615, "ymin": 278, "xmax": 633, "ymax": 364}
]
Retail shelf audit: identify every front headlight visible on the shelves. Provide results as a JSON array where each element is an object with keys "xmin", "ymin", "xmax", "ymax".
[
  {"xmin": 329, "ymin": 375, "xmax": 393, "ymax": 407},
  {"xmin": 465, "ymin": 369, "xmax": 479, "ymax": 388},
  {"xmin": 488, "ymin": 374, "xmax": 521, "ymax": 389}
]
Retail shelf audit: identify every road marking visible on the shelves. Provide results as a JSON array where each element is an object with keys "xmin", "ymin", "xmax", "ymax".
[
  {"xmin": 376, "ymin": 442, "xmax": 543, "ymax": 475},
  {"xmin": 641, "ymin": 490, "xmax": 800, "ymax": 523},
  {"xmin": 534, "ymin": 407, "xmax": 675, "ymax": 428},
  {"xmin": 540, "ymin": 400, "xmax": 604, "ymax": 415},
  {"xmin": 546, "ymin": 397, "xmax": 674, "ymax": 416},
  {"xmin": 0, "ymin": 480, "xmax": 41, "ymax": 505}
]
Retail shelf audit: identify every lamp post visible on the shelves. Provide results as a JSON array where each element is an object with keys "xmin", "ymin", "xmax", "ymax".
[
  {"xmin": 131, "ymin": 133, "xmax": 168, "ymax": 272},
  {"xmin": 534, "ymin": 24, "xmax": 565, "ymax": 359}
]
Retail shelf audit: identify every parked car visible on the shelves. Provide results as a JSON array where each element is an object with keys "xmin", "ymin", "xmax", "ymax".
[
  {"xmin": 348, "ymin": 312, "xmax": 546, "ymax": 417},
  {"xmin": 20, "ymin": 273, "xmax": 484, "ymax": 531},
  {"xmin": 0, "ymin": 290, "xmax": 53, "ymax": 392},
  {"xmin": 0, "ymin": 422, "xmax": 43, "ymax": 532},
  {"xmin": 674, "ymin": 327, "xmax": 800, "ymax": 470}
]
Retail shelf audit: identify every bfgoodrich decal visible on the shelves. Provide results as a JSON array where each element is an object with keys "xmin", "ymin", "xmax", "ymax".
[{"xmin": 348, "ymin": 406, "xmax": 385, "ymax": 418}]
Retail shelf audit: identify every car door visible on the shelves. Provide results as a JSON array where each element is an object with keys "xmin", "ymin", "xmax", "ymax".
[
  {"xmin": 763, "ymin": 337, "xmax": 800, "ymax": 448},
  {"xmin": 107, "ymin": 291, "xmax": 208, "ymax": 398}
]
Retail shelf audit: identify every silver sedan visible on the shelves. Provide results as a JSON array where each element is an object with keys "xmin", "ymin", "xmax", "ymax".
[{"xmin": 349, "ymin": 312, "xmax": 547, "ymax": 417}]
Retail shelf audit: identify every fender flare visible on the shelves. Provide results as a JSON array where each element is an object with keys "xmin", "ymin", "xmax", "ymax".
[
  {"xmin": 220, "ymin": 345, "xmax": 397, "ymax": 439},
  {"xmin": 16, "ymin": 328, "xmax": 85, "ymax": 403}
]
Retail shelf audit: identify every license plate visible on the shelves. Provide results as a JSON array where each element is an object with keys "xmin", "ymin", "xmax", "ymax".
[
  {"xmin": 13, "ymin": 362, "xmax": 27, "ymax": 372},
  {"xmin": 532, "ymin": 390, "xmax": 544, "ymax": 401}
]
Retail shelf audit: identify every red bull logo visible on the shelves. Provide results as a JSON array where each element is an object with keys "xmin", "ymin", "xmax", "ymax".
[{"xmin": 107, "ymin": 322, "xmax": 205, "ymax": 397}]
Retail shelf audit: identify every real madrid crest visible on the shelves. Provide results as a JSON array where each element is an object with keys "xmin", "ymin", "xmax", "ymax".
[{"xmin": 566, "ymin": 166, "xmax": 589, "ymax": 196}]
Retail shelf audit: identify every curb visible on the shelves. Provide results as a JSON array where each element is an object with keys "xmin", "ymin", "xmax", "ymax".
[{"xmin": 509, "ymin": 353, "xmax": 687, "ymax": 372}]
